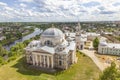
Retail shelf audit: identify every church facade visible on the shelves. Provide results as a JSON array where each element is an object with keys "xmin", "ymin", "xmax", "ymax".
[{"xmin": 25, "ymin": 27, "xmax": 78, "ymax": 70}]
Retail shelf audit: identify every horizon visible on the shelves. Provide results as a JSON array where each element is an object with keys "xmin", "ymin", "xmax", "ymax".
[
  {"xmin": 0, "ymin": 20, "xmax": 120, "ymax": 23},
  {"xmin": 0, "ymin": 0, "xmax": 120, "ymax": 22}
]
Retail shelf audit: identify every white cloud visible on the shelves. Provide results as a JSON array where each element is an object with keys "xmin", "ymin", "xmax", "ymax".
[
  {"xmin": 0, "ymin": 0, "xmax": 120, "ymax": 22},
  {"xmin": 18, "ymin": 0, "xmax": 33, "ymax": 3},
  {"xmin": 0, "ymin": 2, "xmax": 7, "ymax": 6},
  {"xmin": 20, "ymin": 3, "xmax": 27, "ymax": 7}
]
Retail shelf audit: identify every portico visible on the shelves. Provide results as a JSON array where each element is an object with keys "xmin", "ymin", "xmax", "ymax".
[{"xmin": 32, "ymin": 53, "xmax": 54, "ymax": 68}]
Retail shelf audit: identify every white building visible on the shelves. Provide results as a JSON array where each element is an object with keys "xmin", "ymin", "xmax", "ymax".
[
  {"xmin": 0, "ymin": 36, "xmax": 6, "ymax": 41},
  {"xmin": 98, "ymin": 41, "xmax": 120, "ymax": 55},
  {"xmin": 25, "ymin": 27, "xmax": 77, "ymax": 70},
  {"xmin": 86, "ymin": 32, "xmax": 100, "ymax": 40}
]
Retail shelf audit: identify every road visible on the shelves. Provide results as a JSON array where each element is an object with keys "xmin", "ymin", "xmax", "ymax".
[{"xmin": 80, "ymin": 49, "xmax": 107, "ymax": 71}]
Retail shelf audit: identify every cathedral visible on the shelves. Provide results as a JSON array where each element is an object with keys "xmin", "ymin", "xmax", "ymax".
[{"xmin": 25, "ymin": 23, "xmax": 82, "ymax": 70}]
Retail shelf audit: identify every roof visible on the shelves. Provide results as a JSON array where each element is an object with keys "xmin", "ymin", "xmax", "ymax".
[
  {"xmin": 41, "ymin": 28, "xmax": 64, "ymax": 37},
  {"xmin": 100, "ymin": 41, "xmax": 107, "ymax": 46},
  {"xmin": 100, "ymin": 41, "xmax": 120, "ymax": 49},
  {"xmin": 67, "ymin": 41, "xmax": 76, "ymax": 51},
  {"xmin": 41, "ymin": 46, "xmax": 55, "ymax": 54},
  {"xmin": 86, "ymin": 32, "xmax": 100, "ymax": 36},
  {"xmin": 107, "ymin": 43, "xmax": 120, "ymax": 49},
  {"xmin": 65, "ymin": 33, "xmax": 76, "ymax": 37}
]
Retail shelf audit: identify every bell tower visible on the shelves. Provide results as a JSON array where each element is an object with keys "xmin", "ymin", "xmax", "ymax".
[
  {"xmin": 76, "ymin": 22, "xmax": 81, "ymax": 36},
  {"xmin": 75, "ymin": 22, "xmax": 84, "ymax": 50}
]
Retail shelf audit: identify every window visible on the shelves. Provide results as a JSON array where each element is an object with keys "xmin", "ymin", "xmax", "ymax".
[
  {"xmin": 59, "ymin": 48, "xmax": 63, "ymax": 51},
  {"xmin": 44, "ymin": 40, "xmax": 53, "ymax": 46},
  {"xmin": 30, "ymin": 55, "xmax": 32, "ymax": 61},
  {"xmin": 59, "ymin": 56, "xmax": 63, "ymax": 59},
  {"xmin": 59, "ymin": 61, "xmax": 62, "ymax": 66}
]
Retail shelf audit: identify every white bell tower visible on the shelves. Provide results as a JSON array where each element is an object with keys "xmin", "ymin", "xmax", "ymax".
[
  {"xmin": 76, "ymin": 22, "xmax": 81, "ymax": 36},
  {"xmin": 75, "ymin": 22, "xmax": 84, "ymax": 50}
]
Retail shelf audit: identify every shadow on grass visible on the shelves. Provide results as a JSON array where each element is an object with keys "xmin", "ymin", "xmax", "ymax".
[{"xmin": 11, "ymin": 57, "xmax": 63, "ymax": 76}]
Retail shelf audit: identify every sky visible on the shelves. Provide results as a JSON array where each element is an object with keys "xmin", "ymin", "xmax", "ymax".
[{"xmin": 0, "ymin": 0, "xmax": 120, "ymax": 22}]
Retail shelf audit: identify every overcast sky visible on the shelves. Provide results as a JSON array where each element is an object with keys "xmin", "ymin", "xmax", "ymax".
[{"xmin": 0, "ymin": 0, "xmax": 120, "ymax": 22}]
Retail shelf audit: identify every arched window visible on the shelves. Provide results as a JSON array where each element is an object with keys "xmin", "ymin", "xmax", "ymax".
[
  {"xmin": 44, "ymin": 40, "xmax": 53, "ymax": 46},
  {"xmin": 59, "ymin": 61, "xmax": 62, "ymax": 66}
]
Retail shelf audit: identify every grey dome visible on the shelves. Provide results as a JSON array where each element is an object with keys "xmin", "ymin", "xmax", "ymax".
[
  {"xmin": 41, "ymin": 28, "xmax": 64, "ymax": 37},
  {"xmin": 100, "ymin": 42, "xmax": 107, "ymax": 46}
]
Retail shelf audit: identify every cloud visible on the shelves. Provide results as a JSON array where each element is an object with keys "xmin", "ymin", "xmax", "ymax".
[
  {"xmin": 0, "ymin": 0, "xmax": 120, "ymax": 22},
  {"xmin": 18, "ymin": 0, "xmax": 33, "ymax": 3},
  {"xmin": 0, "ymin": 2, "xmax": 7, "ymax": 6},
  {"xmin": 82, "ymin": 1, "xmax": 100, "ymax": 7},
  {"xmin": 100, "ymin": 10, "xmax": 116, "ymax": 14},
  {"xmin": 20, "ymin": 3, "xmax": 27, "ymax": 7},
  {"xmin": 113, "ymin": 2, "xmax": 120, "ymax": 6}
]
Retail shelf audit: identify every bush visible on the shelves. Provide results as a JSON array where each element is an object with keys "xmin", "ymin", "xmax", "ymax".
[
  {"xmin": 8, "ymin": 56, "xmax": 17, "ymax": 62},
  {"xmin": 0, "ymin": 56, "xmax": 4, "ymax": 64},
  {"xmin": 83, "ymin": 54, "xmax": 86, "ymax": 57}
]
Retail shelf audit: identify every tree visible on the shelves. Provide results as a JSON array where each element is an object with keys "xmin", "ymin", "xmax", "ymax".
[
  {"xmin": 93, "ymin": 37, "xmax": 99, "ymax": 49},
  {"xmin": 16, "ymin": 32, "xmax": 22, "ymax": 39},
  {"xmin": 0, "ymin": 45, "xmax": 8, "ymax": 57},
  {"xmin": 23, "ymin": 40, "xmax": 31, "ymax": 46},
  {"xmin": 5, "ymin": 33, "xmax": 11, "ymax": 39},
  {"xmin": 99, "ymin": 62, "xmax": 118, "ymax": 80},
  {"xmin": 0, "ymin": 56, "xmax": 3, "ymax": 63}
]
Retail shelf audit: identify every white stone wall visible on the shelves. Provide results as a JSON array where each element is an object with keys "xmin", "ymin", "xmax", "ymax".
[{"xmin": 98, "ymin": 45, "xmax": 120, "ymax": 55}]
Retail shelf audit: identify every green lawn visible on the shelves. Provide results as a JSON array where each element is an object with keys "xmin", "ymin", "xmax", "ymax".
[{"xmin": 0, "ymin": 52, "xmax": 101, "ymax": 80}]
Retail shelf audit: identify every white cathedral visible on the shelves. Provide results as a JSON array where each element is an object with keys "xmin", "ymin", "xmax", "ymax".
[{"xmin": 25, "ymin": 23, "xmax": 83, "ymax": 70}]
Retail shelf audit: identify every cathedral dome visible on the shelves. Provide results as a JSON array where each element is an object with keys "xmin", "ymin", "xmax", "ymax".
[
  {"xmin": 40, "ymin": 28, "xmax": 65, "ymax": 46},
  {"xmin": 41, "ymin": 28, "xmax": 64, "ymax": 38}
]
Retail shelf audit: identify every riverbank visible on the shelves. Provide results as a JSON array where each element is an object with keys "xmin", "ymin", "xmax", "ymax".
[
  {"xmin": 3, "ymin": 28, "xmax": 42, "ymax": 50},
  {"xmin": 0, "ymin": 29, "xmax": 34, "ymax": 46},
  {"xmin": 0, "ymin": 32, "xmax": 41, "ymax": 66}
]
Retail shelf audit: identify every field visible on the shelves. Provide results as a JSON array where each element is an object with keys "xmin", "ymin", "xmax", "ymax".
[{"xmin": 0, "ymin": 52, "xmax": 101, "ymax": 80}]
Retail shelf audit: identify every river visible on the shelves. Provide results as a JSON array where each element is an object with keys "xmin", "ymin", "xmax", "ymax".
[{"xmin": 3, "ymin": 28, "xmax": 43, "ymax": 50}]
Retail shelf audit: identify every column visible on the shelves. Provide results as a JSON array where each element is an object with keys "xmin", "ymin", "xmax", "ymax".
[
  {"xmin": 51, "ymin": 56, "xmax": 53, "ymax": 68},
  {"xmin": 43, "ymin": 56, "xmax": 45, "ymax": 67},
  {"xmin": 47, "ymin": 56, "xmax": 49, "ymax": 68},
  {"xmin": 39, "ymin": 55, "xmax": 41, "ymax": 67},
  {"xmin": 35, "ymin": 55, "xmax": 38, "ymax": 66},
  {"xmin": 32, "ymin": 55, "xmax": 35, "ymax": 65}
]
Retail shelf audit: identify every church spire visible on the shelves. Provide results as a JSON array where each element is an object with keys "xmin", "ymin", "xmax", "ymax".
[
  {"xmin": 78, "ymin": 22, "xmax": 81, "ymax": 31},
  {"xmin": 76, "ymin": 22, "xmax": 81, "ymax": 35},
  {"xmin": 52, "ymin": 24, "xmax": 55, "ymax": 28}
]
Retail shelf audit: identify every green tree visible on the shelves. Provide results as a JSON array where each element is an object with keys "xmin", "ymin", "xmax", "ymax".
[
  {"xmin": 5, "ymin": 34, "xmax": 11, "ymax": 39},
  {"xmin": 16, "ymin": 32, "xmax": 22, "ymax": 39},
  {"xmin": 0, "ymin": 44, "xmax": 8, "ymax": 57},
  {"xmin": 0, "ymin": 56, "xmax": 4, "ymax": 64},
  {"xmin": 9, "ymin": 42, "xmax": 25, "ymax": 57},
  {"xmin": 23, "ymin": 40, "xmax": 31, "ymax": 46},
  {"xmin": 99, "ymin": 62, "xmax": 118, "ymax": 80},
  {"xmin": 93, "ymin": 37, "xmax": 99, "ymax": 49}
]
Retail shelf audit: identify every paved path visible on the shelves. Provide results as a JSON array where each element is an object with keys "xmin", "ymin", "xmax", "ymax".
[{"xmin": 80, "ymin": 49, "xmax": 106, "ymax": 71}]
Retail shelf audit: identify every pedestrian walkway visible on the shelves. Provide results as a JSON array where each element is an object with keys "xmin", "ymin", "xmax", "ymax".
[{"xmin": 80, "ymin": 49, "xmax": 107, "ymax": 71}]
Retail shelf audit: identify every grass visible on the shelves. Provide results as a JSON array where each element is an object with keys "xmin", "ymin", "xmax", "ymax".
[{"xmin": 0, "ymin": 52, "xmax": 101, "ymax": 80}]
